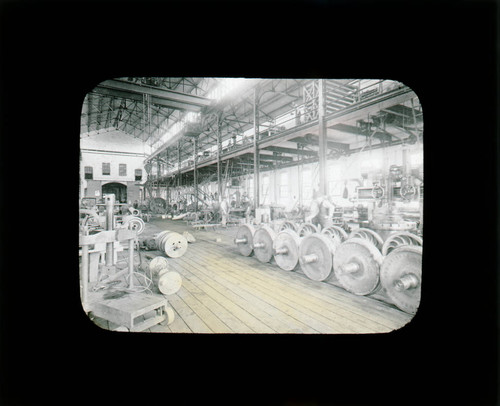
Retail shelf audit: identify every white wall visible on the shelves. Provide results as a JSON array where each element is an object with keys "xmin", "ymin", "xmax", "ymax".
[
  {"xmin": 80, "ymin": 130, "xmax": 149, "ymax": 182},
  {"xmin": 80, "ymin": 130, "xmax": 150, "ymax": 201}
]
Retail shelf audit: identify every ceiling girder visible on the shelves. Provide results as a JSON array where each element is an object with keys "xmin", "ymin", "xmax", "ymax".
[
  {"xmin": 95, "ymin": 79, "xmax": 213, "ymax": 111},
  {"xmin": 262, "ymin": 146, "xmax": 318, "ymax": 156}
]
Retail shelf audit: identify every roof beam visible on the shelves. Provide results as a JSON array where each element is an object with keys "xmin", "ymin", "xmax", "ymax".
[
  {"xmin": 262, "ymin": 145, "xmax": 317, "ymax": 156},
  {"xmin": 289, "ymin": 135, "xmax": 350, "ymax": 152},
  {"xmin": 94, "ymin": 79, "xmax": 213, "ymax": 112}
]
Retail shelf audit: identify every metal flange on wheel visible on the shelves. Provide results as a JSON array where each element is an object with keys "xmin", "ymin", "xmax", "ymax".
[
  {"xmin": 298, "ymin": 233, "xmax": 337, "ymax": 281},
  {"xmin": 348, "ymin": 228, "xmax": 384, "ymax": 251},
  {"xmin": 253, "ymin": 225, "xmax": 276, "ymax": 263},
  {"xmin": 321, "ymin": 226, "xmax": 348, "ymax": 243},
  {"xmin": 381, "ymin": 232, "xmax": 423, "ymax": 256},
  {"xmin": 273, "ymin": 229, "xmax": 301, "ymax": 271},
  {"xmin": 234, "ymin": 224, "xmax": 256, "ymax": 256},
  {"xmin": 333, "ymin": 237, "xmax": 384, "ymax": 295},
  {"xmin": 380, "ymin": 246, "xmax": 422, "ymax": 314},
  {"xmin": 298, "ymin": 222, "xmax": 319, "ymax": 237},
  {"xmin": 278, "ymin": 221, "xmax": 299, "ymax": 233}
]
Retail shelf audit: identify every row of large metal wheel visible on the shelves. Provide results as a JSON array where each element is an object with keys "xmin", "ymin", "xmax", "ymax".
[{"xmin": 234, "ymin": 222, "xmax": 423, "ymax": 314}]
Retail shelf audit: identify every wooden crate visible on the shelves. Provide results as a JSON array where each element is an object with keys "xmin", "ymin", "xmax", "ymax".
[{"xmin": 88, "ymin": 290, "xmax": 169, "ymax": 332}]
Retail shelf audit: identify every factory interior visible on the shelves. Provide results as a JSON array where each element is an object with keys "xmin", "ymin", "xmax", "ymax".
[{"xmin": 79, "ymin": 77, "xmax": 424, "ymax": 333}]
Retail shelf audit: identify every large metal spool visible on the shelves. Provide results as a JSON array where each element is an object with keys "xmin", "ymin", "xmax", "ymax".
[
  {"xmin": 348, "ymin": 228, "xmax": 384, "ymax": 251},
  {"xmin": 273, "ymin": 229, "xmax": 301, "ymax": 271},
  {"xmin": 156, "ymin": 269, "xmax": 183, "ymax": 295},
  {"xmin": 381, "ymin": 232, "xmax": 423, "ymax": 256},
  {"xmin": 298, "ymin": 222, "xmax": 319, "ymax": 237},
  {"xmin": 155, "ymin": 230, "xmax": 188, "ymax": 258},
  {"xmin": 149, "ymin": 256, "xmax": 169, "ymax": 275},
  {"xmin": 148, "ymin": 257, "xmax": 183, "ymax": 295},
  {"xmin": 298, "ymin": 233, "xmax": 337, "ymax": 281},
  {"xmin": 380, "ymin": 246, "xmax": 422, "ymax": 314},
  {"xmin": 252, "ymin": 225, "xmax": 277, "ymax": 263},
  {"xmin": 234, "ymin": 224, "xmax": 256, "ymax": 256},
  {"xmin": 333, "ymin": 237, "xmax": 384, "ymax": 295}
]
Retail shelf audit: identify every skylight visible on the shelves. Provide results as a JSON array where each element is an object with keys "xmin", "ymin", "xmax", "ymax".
[{"xmin": 151, "ymin": 78, "xmax": 249, "ymax": 151}]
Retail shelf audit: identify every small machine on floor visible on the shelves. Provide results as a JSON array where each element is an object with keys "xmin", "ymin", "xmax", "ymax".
[{"xmin": 79, "ymin": 194, "xmax": 174, "ymax": 331}]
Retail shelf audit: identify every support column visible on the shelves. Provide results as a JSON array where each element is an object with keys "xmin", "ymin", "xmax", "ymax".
[
  {"xmin": 217, "ymin": 114, "xmax": 222, "ymax": 200},
  {"xmin": 298, "ymin": 144, "xmax": 303, "ymax": 206},
  {"xmin": 177, "ymin": 141, "xmax": 181, "ymax": 188},
  {"xmin": 253, "ymin": 86, "xmax": 260, "ymax": 208},
  {"xmin": 156, "ymin": 157, "xmax": 161, "ymax": 198},
  {"xmin": 318, "ymin": 79, "xmax": 328, "ymax": 196},
  {"xmin": 166, "ymin": 149, "xmax": 170, "ymax": 208},
  {"xmin": 193, "ymin": 137, "xmax": 198, "ymax": 212}
]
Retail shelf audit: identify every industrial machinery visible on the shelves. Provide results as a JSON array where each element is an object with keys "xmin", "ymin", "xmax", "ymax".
[{"xmin": 79, "ymin": 194, "xmax": 175, "ymax": 331}]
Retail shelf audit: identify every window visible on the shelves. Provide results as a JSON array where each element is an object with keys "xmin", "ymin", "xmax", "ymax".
[
  {"xmin": 84, "ymin": 166, "xmax": 93, "ymax": 180},
  {"xmin": 119, "ymin": 163, "xmax": 127, "ymax": 176},
  {"xmin": 279, "ymin": 171, "xmax": 289, "ymax": 198},
  {"xmin": 135, "ymin": 169, "xmax": 142, "ymax": 181},
  {"xmin": 102, "ymin": 162, "xmax": 110, "ymax": 175}
]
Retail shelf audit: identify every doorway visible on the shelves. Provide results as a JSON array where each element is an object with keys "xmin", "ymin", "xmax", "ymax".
[{"xmin": 102, "ymin": 182, "xmax": 127, "ymax": 203}]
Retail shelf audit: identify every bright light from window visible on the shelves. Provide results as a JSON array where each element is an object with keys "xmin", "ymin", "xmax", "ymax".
[
  {"xmin": 207, "ymin": 78, "xmax": 247, "ymax": 101},
  {"xmin": 410, "ymin": 150, "xmax": 423, "ymax": 167}
]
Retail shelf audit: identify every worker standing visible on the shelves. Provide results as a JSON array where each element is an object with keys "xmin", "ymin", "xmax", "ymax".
[
  {"xmin": 220, "ymin": 197, "xmax": 229, "ymax": 227},
  {"xmin": 318, "ymin": 195, "xmax": 335, "ymax": 229},
  {"xmin": 305, "ymin": 195, "xmax": 321, "ymax": 227}
]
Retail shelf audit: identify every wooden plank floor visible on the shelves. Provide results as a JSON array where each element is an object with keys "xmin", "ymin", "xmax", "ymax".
[{"xmin": 88, "ymin": 218, "xmax": 413, "ymax": 334}]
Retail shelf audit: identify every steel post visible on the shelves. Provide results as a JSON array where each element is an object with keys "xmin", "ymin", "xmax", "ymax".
[
  {"xmin": 253, "ymin": 86, "xmax": 260, "ymax": 208},
  {"xmin": 318, "ymin": 79, "xmax": 328, "ymax": 196}
]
